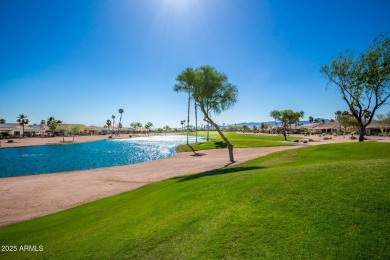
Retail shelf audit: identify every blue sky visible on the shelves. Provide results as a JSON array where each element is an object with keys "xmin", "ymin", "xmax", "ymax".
[{"xmin": 1, "ymin": 0, "xmax": 389, "ymax": 128}]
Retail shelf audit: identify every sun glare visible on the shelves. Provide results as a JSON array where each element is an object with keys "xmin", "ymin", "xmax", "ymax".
[{"xmin": 160, "ymin": 0, "xmax": 194, "ymax": 11}]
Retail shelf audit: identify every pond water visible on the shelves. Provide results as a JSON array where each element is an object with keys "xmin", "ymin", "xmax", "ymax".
[{"xmin": 0, "ymin": 135, "xmax": 198, "ymax": 178}]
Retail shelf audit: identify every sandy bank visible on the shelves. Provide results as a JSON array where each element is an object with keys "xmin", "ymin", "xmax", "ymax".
[{"xmin": 0, "ymin": 146, "xmax": 299, "ymax": 226}]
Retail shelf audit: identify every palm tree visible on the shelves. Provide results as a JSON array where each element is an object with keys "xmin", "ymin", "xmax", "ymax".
[
  {"xmin": 117, "ymin": 108, "xmax": 124, "ymax": 136},
  {"xmin": 180, "ymin": 120, "xmax": 185, "ymax": 132},
  {"xmin": 40, "ymin": 120, "xmax": 46, "ymax": 125},
  {"xmin": 17, "ymin": 114, "xmax": 29, "ymax": 138},
  {"xmin": 308, "ymin": 116, "xmax": 314, "ymax": 124},
  {"xmin": 174, "ymin": 67, "xmax": 195, "ymax": 145},
  {"xmin": 0, "ymin": 118, "xmax": 5, "ymax": 124},
  {"xmin": 111, "ymin": 115, "xmax": 115, "ymax": 138},
  {"xmin": 194, "ymin": 102, "xmax": 198, "ymax": 142},
  {"xmin": 106, "ymin": 120, "xmax": 111, "ymax": 135}
]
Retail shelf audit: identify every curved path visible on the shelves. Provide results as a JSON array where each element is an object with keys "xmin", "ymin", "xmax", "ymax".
[{"xmin": 0, "ymin": 146, "xmax": 299, "ymax": 226}]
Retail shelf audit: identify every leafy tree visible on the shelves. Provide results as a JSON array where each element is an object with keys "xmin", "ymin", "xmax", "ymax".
[
  {"xmin": 130, "ymin": 122, "xmax": 143, "ymax": 133},
  {"xmin": 0, "ymin": 118, "xmax": 5, "ymax": 124},
  {"xmin": 47, "ymin": 117, "xmax": 62, "ymax": 136},
  {"xmin": 242, "ymin": 125, "xmax": 249, "ymax": 133},
  {"xmin": 117, "ymin": 108, "xmax": 124, "ymax": 136},
  {"xmin": 174, "ymin": 68, "xmax": 196, "ymax": 144},
  {"xmin": 270, "ymin": 110, "xmax": 304, "ymax": 141},
  {"xmin": 320, "ymin": 33, "xmax": 390, "ymax": 142},
  {"xmin": 260, "ymin": 123, "xmax": 268, "ymax": 133},
  {"xmin": 40, "ymin": 120, "xmax": 46, "ymax": 126},
  {"xmin": 145, "ymin": 122, "xmax": 153, "ymax": 134},
  {"xmin": 176, "ymin": 66, "xmax": 238, "ymax": 162},
  {"xmin": 163, "ymin": 125, "xmax": 171, "ymax": 132},
  {"xmin": 252, "ymin": 125, "xmax": 258, "ymax": 133},
  {"xmin": 68, "ymin": 124, "xmax": 84, "ymax": 142},
  {"xmin": 17, "ymin": 114, "xmax": 29, "ymax": 137}
]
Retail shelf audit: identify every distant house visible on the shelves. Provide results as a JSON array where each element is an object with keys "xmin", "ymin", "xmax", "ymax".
[
  {"xmin": 303, "ymin": 120, "xmax": 390, "ymax": 135},
  {"xmin": 0, "ymin": 123, "xmax": 47, "ymax": 137},
  {"xmin": 366, "ymin": 121, "xmax": 390, "ymax": 135}
]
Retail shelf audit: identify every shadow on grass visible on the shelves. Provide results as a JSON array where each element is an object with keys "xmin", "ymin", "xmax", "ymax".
[{"xmin": 173, "ymin": 166, "xmax": 264, "ymax": 182}]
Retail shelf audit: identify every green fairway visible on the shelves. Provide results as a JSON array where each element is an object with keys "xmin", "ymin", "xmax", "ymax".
[
  {"xmin": 177, "ymin": 131, "xmax": 296, "ymax": 152},
  {"xmin": 0, "ymin": 142, "xmax": 389, "ymax": 259}
]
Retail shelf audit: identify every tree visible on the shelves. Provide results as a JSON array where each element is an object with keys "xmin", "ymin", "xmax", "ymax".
[
  {"xmin": 320, "ymin": 34, "xmax": 390, "ymax": 142},
  {"xmin": 252, "ymin": 125, "xmax": 257, "ymax": 133},
  {"xmin": 242, "ymin": 125, "xmax": 249, "ymax": 133},
  {"xmin": 105, "ymin": 119, "xmax": 111, "ymax": 133},
  {"xmin": 174, "ymin": 68, "xmax": 196, "ymax": 145},
  {"xmin": 176, "ymin": 66, "xmax": 238, "ymax": 162},
  {"xmin": 308, "ymin": 116, "xmax": 314, "ymax": 124},
  {"xmin": 117, "ymin": 108, "xmax": 124, "ymax": 136},
  {"xmin": 180, "ymin": 120, "xmax": 185, "ymax": 132},
  {"xmin": 163, "ymin": 125, "xmax": 171, "ymax": 132},
  {"xmin": 47, "ymin": 117, "xmax": 62, "ymax": 137},
  {"xmin": 130, "ymin": 122, "xmax": 143, "ymax": 133},
  {"xmin": 17, "ymin": 114, "xmax": 29, "ymax": 137},
  {"xmin": 40, "ymin": 120, "xmax": 46, "ymax": 126},
  {"xmin": 145, "ymin": 122, "xmax": 153, "ymax": 134},
  {"xmin": 260, "ymin": 123, "xmax": 267, "ymax": 133},
  {"xmin": 69, "ymin": 124, "xmax": 84, "ymax": 142},
  {"xmin": 0, "ymin": 118, "xmax": 5, "ymax": 124},
  {"xmin": 111, "ymin": 115, "xmax": 116, "ymax": 138},
  {"xmin": 270, "ymin": 110, "xmax": 304, "ymax": 141}
]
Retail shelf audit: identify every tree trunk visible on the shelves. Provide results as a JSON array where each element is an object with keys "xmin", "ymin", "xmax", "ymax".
[
  {"xmin": 195, "ymin": 102, "xmax": 198, "ymax": 143},
  {"xmin": 200, "ymin": 111, "xmax": 234, "ymax": 162},
  {"xmin": 187, "ymin": 91, "xmax": 190, "ymax": 145},
  {"xmin": 282, "ymin": 129, "xmax": 287, "ymax": 141},
  {"xmin": 207, "ymin": 123, "xmax": 210, "ymax": 141},
  {"xmin": 212, "ymin": 122, "xmax": 234, "ymax": 163},
  {"xmin": 359, "ymin": 124, "xmax": 366, "ymax": 142}
]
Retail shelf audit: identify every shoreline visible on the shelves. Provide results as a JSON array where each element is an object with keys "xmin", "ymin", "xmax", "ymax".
[
  {"xmin": 0, "ymin": 133, "xmax": 166, "ymax": 149},
  {"xmin": 0, "ymin": 146, "xmax": 300, "ymax": 226},
  {"xmin": 1, "ymin": 133, "xmax": 389, "ymax": 226}
]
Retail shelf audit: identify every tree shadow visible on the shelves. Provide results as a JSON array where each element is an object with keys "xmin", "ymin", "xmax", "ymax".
[
  {"xmin": 214, "ymin": 141, "xmax": 227, "ymax": 148},
  {"xmin": 173, "ymin": 166, "xmax": 265, "ymax": 182}
]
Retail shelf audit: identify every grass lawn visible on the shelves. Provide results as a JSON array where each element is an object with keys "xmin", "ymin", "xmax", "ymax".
[
  {"xmin": 177, "ymin": 131, "xmax": 297, "ymax": 152},
  {"xmin": 0, "ymin": 142, "xmax": 389, "ymax": 259}
]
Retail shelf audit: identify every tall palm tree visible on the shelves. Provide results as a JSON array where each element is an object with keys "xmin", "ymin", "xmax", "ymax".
[
  {"xmin": 308, "ymin": 116, "xmax": 314, "ymax": 124},
  {"xmin": 117, "ymin": 108, "xmax": 124, "ymax": 136},
  {"xmin": 0, "ymin": 118, "xmax": 5, "ymax": 124},
  {"xmin": 174, "ymin": 68, "xmax": 195, "ymax": 145},
  {"xmin": 111, "ymin": 115, "xmax": 115, "ymax": 138},
  {"xmin": 17, "ymin": 114, "xmax": 29, "ymax": 138},
  {"xmin": 194, "ymin": 102, "xmax": 198, "ymax": 143},
  {"xmin": 180, "ymin": 120, "xmax": 185, "ymax": 132},
  {"xmin": 106, "ymin": 120, "xmax": 111, "ymax": 135},
  {"xmin": 335, "ymin": 110, "xmax": 342, "ymax": 132}
]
